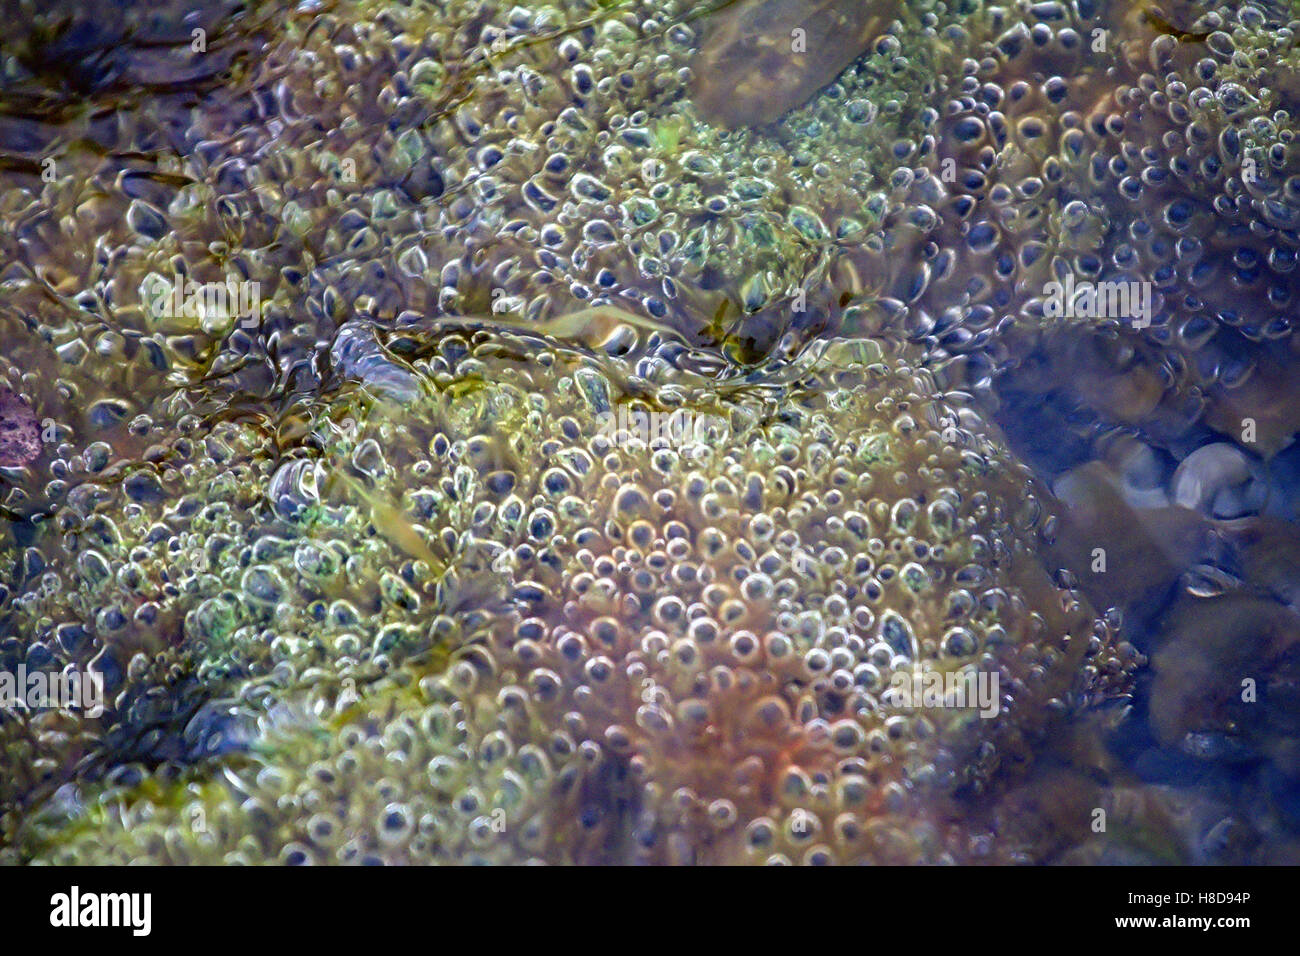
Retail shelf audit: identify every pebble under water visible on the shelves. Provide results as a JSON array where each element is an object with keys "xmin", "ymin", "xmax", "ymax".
[{"xmin": 1, "ymin": 0, "xmax": 1299, "ymax": 865}]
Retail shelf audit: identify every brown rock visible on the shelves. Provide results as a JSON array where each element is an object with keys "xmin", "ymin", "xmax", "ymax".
[{"xmin": 690, "ymin": 0, "xmax": 900, "ymax": 128}]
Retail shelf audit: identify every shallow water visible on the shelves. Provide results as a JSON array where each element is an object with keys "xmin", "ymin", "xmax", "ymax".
[{"xmin": 1, "ymin": 0, "xmax": 1299, "ymax": 864}]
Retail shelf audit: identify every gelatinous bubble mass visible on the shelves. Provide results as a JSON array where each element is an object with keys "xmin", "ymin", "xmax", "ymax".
[{"xmin": 3, "ymin": 0, "xmax": 1300, "ymax": 865}]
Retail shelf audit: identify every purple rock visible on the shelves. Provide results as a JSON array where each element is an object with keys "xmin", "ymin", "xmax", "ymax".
[{"xmin": 0, "ymin": 386, "xmax": 42, "ymax": 467}]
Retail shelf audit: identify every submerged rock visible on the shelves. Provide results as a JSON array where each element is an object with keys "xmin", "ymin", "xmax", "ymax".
[
  {"xmin": 0, "ymin": 387, "xmax": 40, "ymax": 467},
  {"xmin": 1049, "ymin": 460, "xmax": 1211, "ymax": 617},
  {"xmin": 690, "ymin": 0, "xmax": 901, "ymax": 127},
  {"xmin": 1150, "ymin": 595, "xmax": 1300, "ymax": 768},
  {"xmin": 1172, "ymin": 443, "xmax": 1262, "ymax": 518}
]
